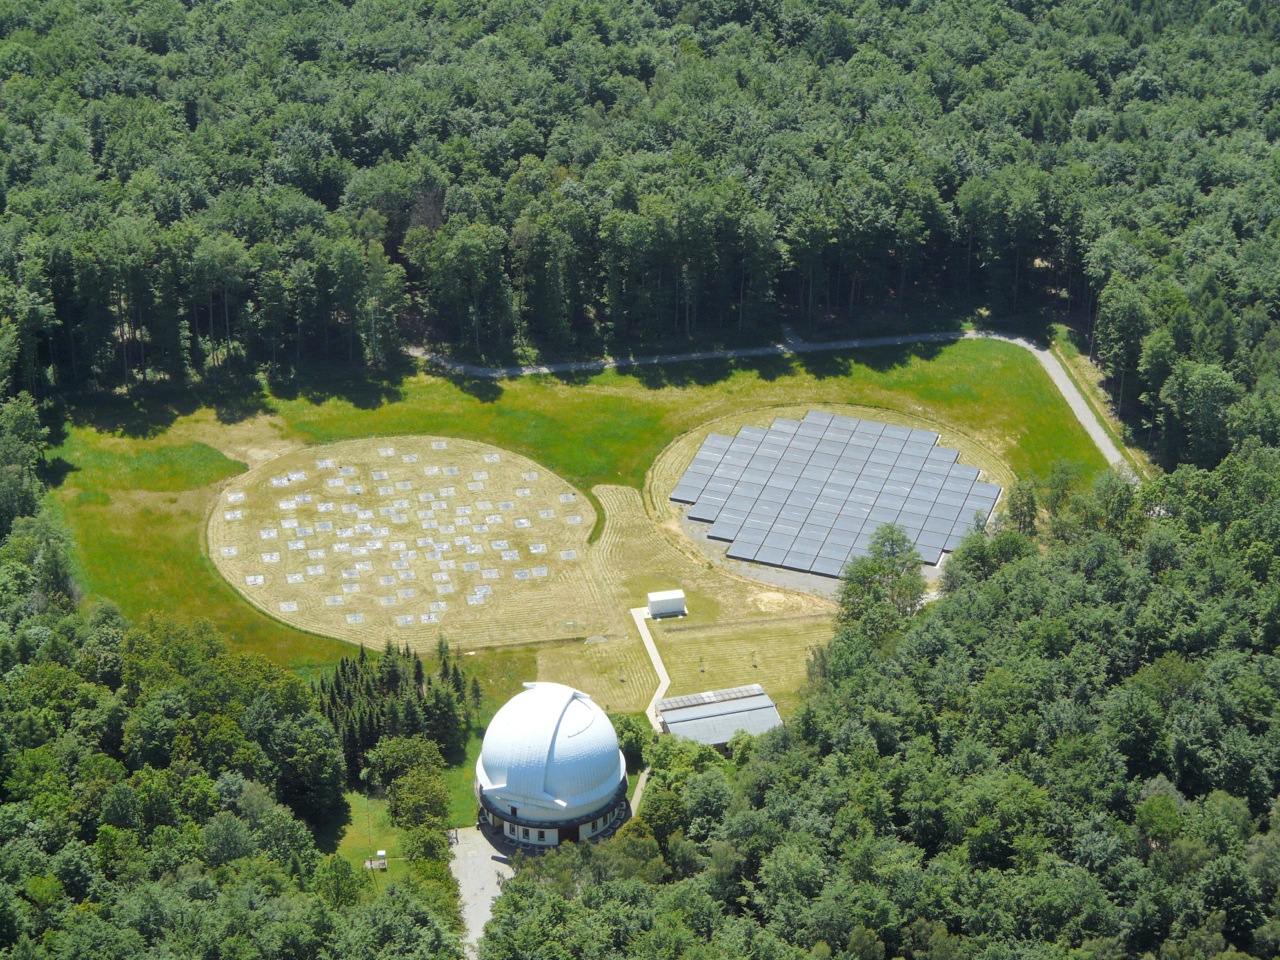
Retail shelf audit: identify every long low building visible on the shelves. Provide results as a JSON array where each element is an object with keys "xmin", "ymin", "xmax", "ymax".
[{"xmin": 657, "ymin": 684, "xmax": 783, "ymax": 747}]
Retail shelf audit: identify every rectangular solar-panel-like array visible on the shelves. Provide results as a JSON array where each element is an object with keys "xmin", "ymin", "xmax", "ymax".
[{"xmin": 671, "ymin": 411, "xmax": 1002, "ymax": 575}]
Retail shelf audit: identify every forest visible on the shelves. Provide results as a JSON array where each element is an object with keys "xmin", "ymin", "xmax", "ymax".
[
  {"xmin": 4, "ymin": 0, "xmax": 1280, "ymax": 957},
  {"xmin": 2, "ymin": 0, "xmax": 1280, "ymax": 467},
  {"xmin": 481, "ymin": 448, "xmax": 1280, "ymax": 960},
  {"xmin": 0, "ymin": 392, "xmax": 466, "ymax": 958}
]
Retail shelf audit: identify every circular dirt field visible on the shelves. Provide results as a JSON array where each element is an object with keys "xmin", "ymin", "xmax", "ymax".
[{"xmin": 207, "ymin": 437, "xmax": 598, "ymax": 649}]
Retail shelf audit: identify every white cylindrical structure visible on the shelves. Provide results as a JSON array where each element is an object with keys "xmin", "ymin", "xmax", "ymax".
[{"xmin": 475, "ymin": 683, "xmax": 628, "ymax": 846}]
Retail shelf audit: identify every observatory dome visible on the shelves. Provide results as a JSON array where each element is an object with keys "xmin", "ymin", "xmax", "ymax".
[{"xmin": 476, "ymin": 683, "xmax": 627, "ymax": 831}]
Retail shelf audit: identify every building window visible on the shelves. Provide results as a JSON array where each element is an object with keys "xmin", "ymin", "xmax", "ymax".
[
  {"xmin": 522, "ymin": 828, "xmax": 529, "ymax": 839},
  {"xmin": 537, "ymin": 830, "xmax": 545, "ymax": 842},
  {"xmin": 510, "ymin": 806, "xmax": 518, "ymax": 817}
]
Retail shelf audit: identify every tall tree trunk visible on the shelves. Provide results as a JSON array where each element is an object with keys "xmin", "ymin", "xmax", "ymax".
[
  {"xmin": 898, "ymin": 259, "xmax": 908, "ymax": 319},
  {"xmin": 807, "ymin": 264, "xmax": 815, "ymax": 331},
  {"xmin": 209, "ymin": 291, "xmax": 217, "ymax": 368},
  {"xmin": 137, "ymin": 300, "xmax": 146, "ymax": 382},
  {"xmin": 684, "ymin": 268, "xmax": 691, "ymax": 338},
  {"xmin": 966, "ymin": 229, "xmax": 973, "ymax": 299},
  {"xmin": 66, "ymin": 322, "xmax": 79, "ymax": 385},
  {"xmin": 833, "ymin": 262, "xmax": 844, "ymax": 321},
  {"xmin": 673, "ymin": 269, "xmax": 680, "ymax": 337},
  {"xmin": 1012, "ymin": 248, "xmax": 1021, "ymax": 314},
  {"xmin": 41, "ymin": 326, "xmax": 53, "ymax": 393},
  {"xmin": 738, "ymin": 268, "xmax": 746, "ymax": 333},
  {"xmin": 118, "ymin": 290, "xmax": 130, "ymax": 384},
  {"xmin": 473, "ymin": 296, "xmax": 481, "ymax": 357}
]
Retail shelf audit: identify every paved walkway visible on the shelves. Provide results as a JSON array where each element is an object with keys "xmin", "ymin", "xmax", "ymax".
[
  {"xmin": 630, "ymin": 607, "xmax": 670, "ymax": 732},
  {"xmin": 630, "ymin": 767, "xmax": 651, "ymax": 816},
  {"xmin": 412, "ymin": 329, "xmax": 1126, "ymax": 468},
  {"xmin": 451, "ymin": 826, "xmax": 515, "ymax": 949}
]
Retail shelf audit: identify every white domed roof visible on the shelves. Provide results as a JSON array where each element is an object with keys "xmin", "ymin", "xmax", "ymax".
[{"xmin": 476, "ymin": 683, "xmax": 626, "ymax": 823}]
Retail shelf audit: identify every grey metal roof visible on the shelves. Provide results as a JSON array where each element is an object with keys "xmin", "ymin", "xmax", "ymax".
[
  {"xmin": 664, "ymin": 710, "xmax": 782, "ymax": 746},
  {"xmin": 658, "ymin": 683, "xmax": 766, "ymax": 711},
  {"xmin": 657, "ymin": 685, "xmax": 783, "ymax": 746}
]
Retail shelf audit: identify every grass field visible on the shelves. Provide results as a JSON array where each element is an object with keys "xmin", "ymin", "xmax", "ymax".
[
  {"xmin": 50, "ymin": 338, "xmax": 1108, "ymax": 687},
  {"xmin": 650, "ymin": 614, "xmax": 833, "ymax": 715},
  {"xmin": 336, "ymin": 790, "xmax": 412, "ymax": 886}
]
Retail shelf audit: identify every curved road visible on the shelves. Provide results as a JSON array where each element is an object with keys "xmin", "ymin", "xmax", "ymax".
[{"xmin": 413, "ymin": 330, "xmax": 1126, "ymax": 468}]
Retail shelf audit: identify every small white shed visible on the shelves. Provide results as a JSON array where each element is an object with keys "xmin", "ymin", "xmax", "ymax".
[{"xmin": 647, "ymin": 589, "xmax": 687, "ymax": 618}]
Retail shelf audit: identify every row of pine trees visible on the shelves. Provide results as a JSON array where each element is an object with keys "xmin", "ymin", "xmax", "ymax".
[{"xmin": 315, "ymin": 640, "xmax": 481, "ymax": 783}]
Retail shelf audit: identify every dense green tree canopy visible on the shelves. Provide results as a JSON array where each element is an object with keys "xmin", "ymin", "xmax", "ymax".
[
  {"xmin": 7, "ymin": 0, "xmax": 1280, "ymax": 954},
  {"xmin": 1, "ymin": 0, "xmax": 1280, "ymax": 469},
  {"xmin": 0, "ymin": 423, "xmax": 462, "ymax": 959},
  {"xmin": 482, "ymin": 447, "xmax": 1280, "ymax": 959}
]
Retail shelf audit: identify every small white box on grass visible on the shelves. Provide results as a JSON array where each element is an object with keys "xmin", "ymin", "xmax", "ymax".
[{"xmin": 647, "ymin": 590, "xmax": 687, "ymax": 619}]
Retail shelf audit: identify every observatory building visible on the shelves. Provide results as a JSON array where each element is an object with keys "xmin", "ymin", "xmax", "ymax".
[{"xmin": 475, "ymin": 682, "xmax": 629, "ymax": 846}]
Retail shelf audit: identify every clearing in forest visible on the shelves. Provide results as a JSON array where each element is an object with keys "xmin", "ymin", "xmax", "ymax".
[{"xmin": 53, "ymin": 338, "xmax": 1106, "ymax": 694}]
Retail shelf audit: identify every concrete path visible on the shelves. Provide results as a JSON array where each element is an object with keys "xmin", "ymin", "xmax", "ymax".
[
  {"xmin": 630, "ymin": 768, "xmax": 651, "ymax": 815},
  {"xmin": 411, "ymin": 329, "xmax": 1127, "ymax": 468},
  {"xmin": 630, "ymin": 607, "xmax": 670, "ymax": 732},
  {"xmin": 451, "ymin": 826, "xmax": 515, "ymax": 949},
  {"xmin": 986, "ymin": 334, "xmax": 1126, "ymax": 468}
]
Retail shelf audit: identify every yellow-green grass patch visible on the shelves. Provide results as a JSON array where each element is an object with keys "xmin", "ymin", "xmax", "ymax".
[
  {"xmin": 650, "ymin": 613, "xmax": 832, "ymax": 716},
  {"xmin": 57, "ymin": 432, "xmax": 246, "ymax": 491},
  {"xmin": 336, "ymin": 790, "xmax": 412, "ymax": 887},
  {"xmin": 269, "ymin": 340, "xmax": 1104, "ymax": 492},
  {"xmin": 533, "ymin": 484, "xmax": 832, "ymax": 713},
  {"xmin": 443, "ymin": 733, "xmax": 484, "ymax": 828},
  {"xmin": 535, "ymin": 635, "xmax": 659, "ymax": 717}
]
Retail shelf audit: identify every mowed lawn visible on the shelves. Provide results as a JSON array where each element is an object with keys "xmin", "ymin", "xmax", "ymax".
[
  {"xmin": 336, "ymin": 790, "xmax": 413, "ymax": 886},
  {"xmin": 50, "ymin": 338, "xmax": 1107, "ymax": 675}
]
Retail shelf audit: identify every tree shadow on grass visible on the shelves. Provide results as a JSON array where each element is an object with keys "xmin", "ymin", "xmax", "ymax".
[
  {"xmin": 267, "ymin": 355, "xmax": 413, "ymax": 410},
  {"xmin": 39, "ymin": 456, "xmax": 77, "ymax": 489},
  {"xmin": 616, "ymin": 354, "xmax": 735, "ymax": 390},
  {"xmin": 209, "ymin": 371, "xmax": 273, "ymax": 425},
  {"xmin": 797, "ymin": 340, "xmax": 953, "ymax": 379},
  {"xmin": 63, "ymin": 382, "xmax": 210, "ymax": 439},
  {"xmin": 57, "ymin": 363, "xmax": 279, "ymax": 438},
  {"xmin": 541, "ymin": 337, "xmax": 961, "ymax": 391},
  {"xmin": 446, "ymin": 373, "xmax": 504, "ymax": 403},
  {"xmin": 545, "ymin": 366, "xmax": 598, "ymax": 387},
  {"xmin": 794, "ymin": 349, "xmax": 854, "ymax": 380},
  {"xmin": 312, "ymin": 794, "xmax": 354, "ymax": 855},
  {"xmin": 735, "ymin": 353, "xmax": 797, "ymax": 382}
]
